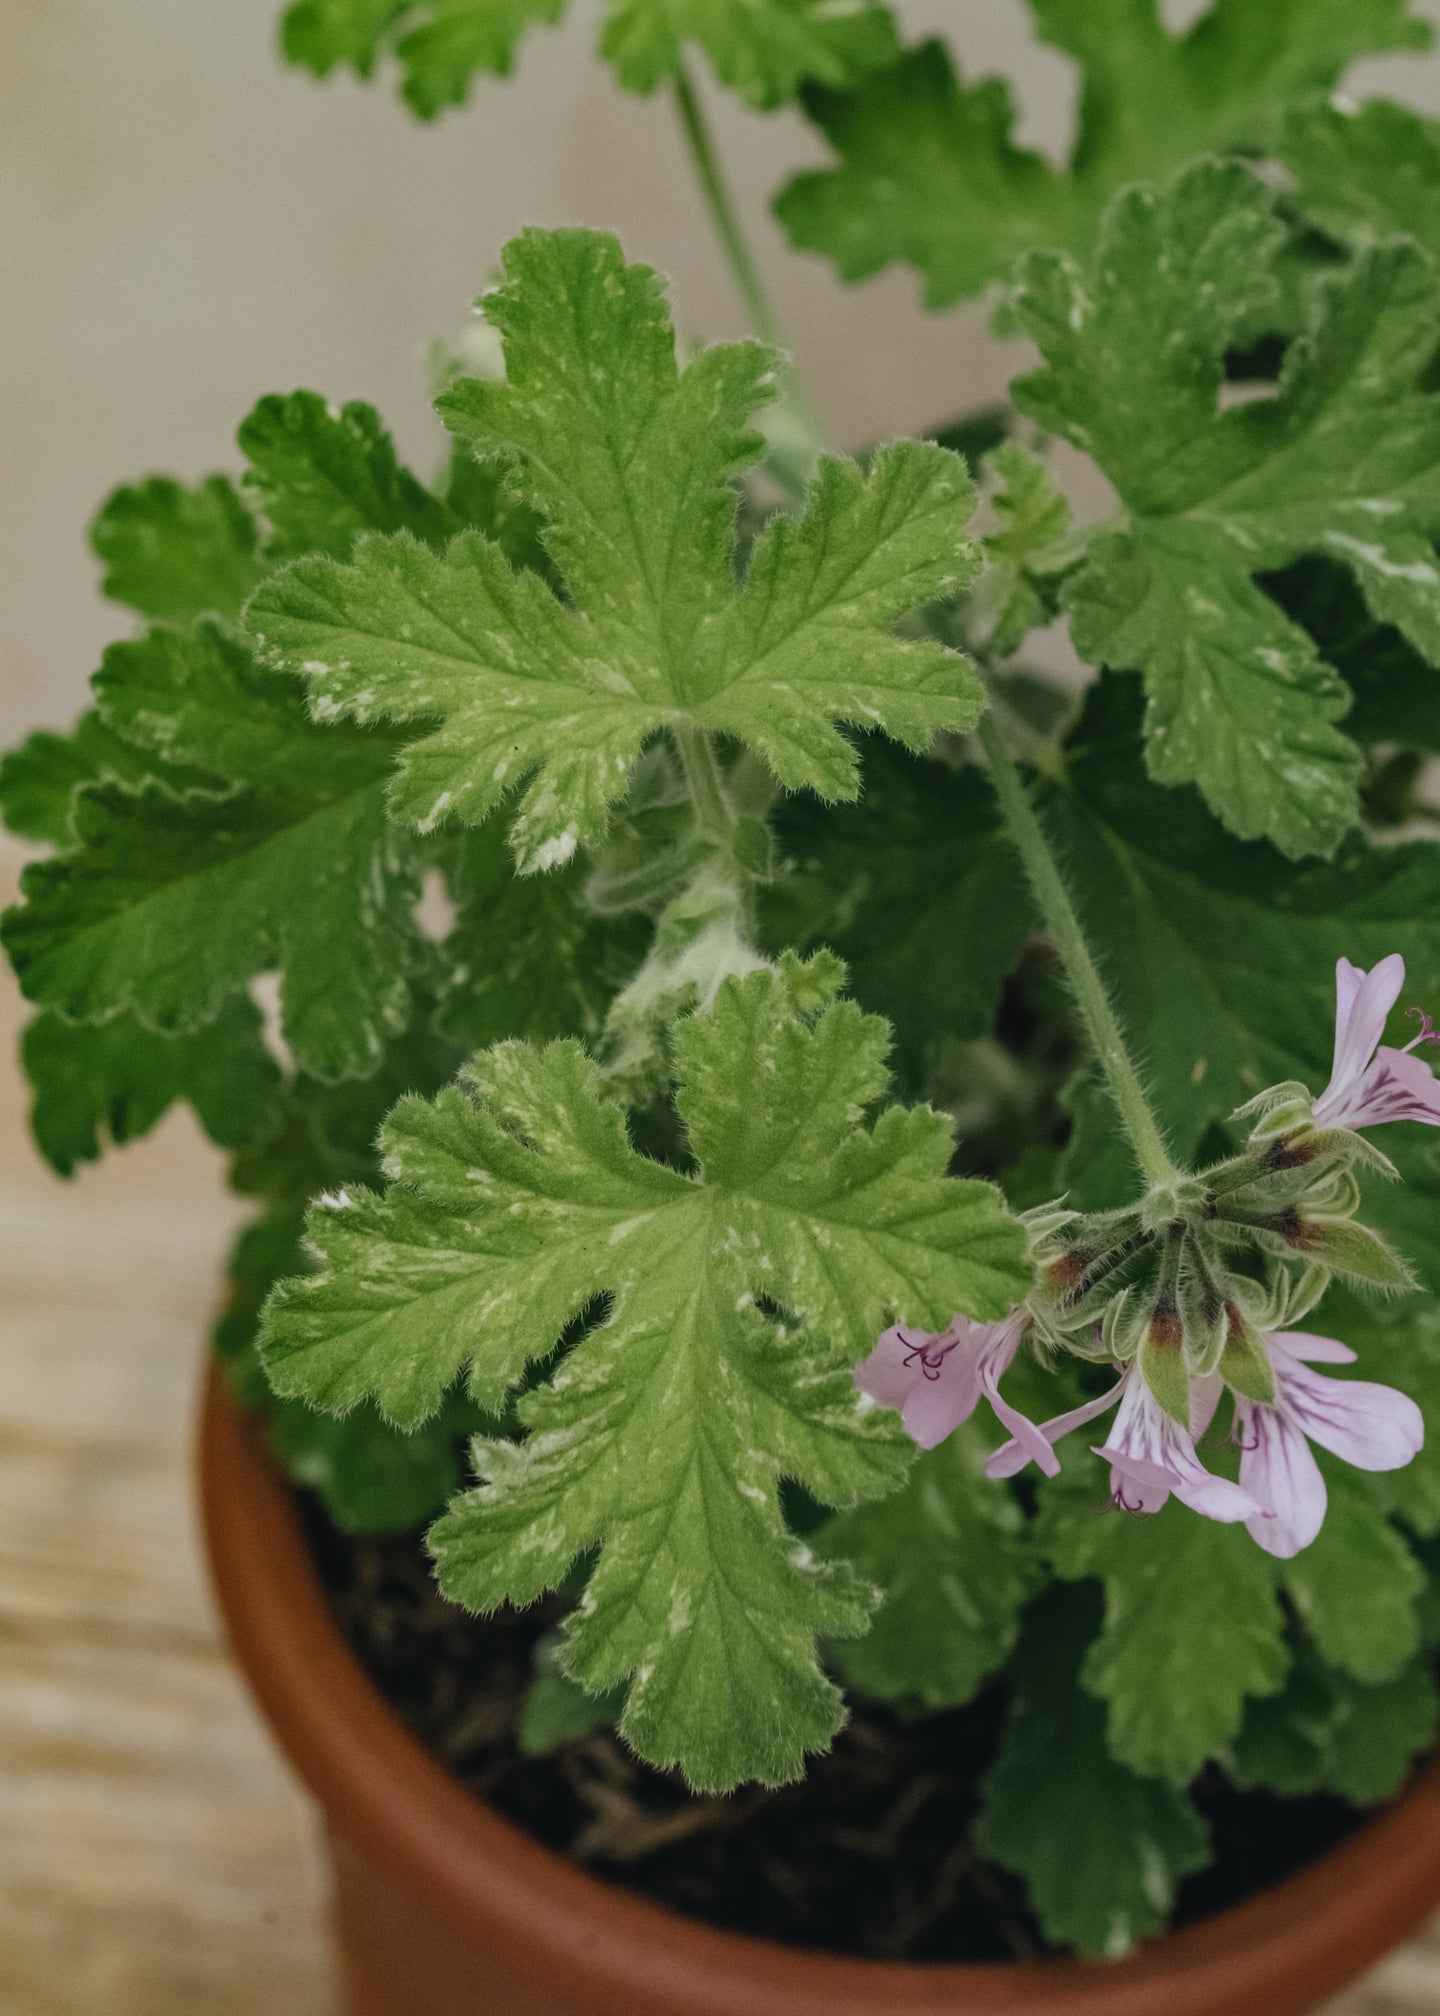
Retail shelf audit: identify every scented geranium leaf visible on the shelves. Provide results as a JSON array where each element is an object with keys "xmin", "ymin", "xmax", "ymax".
[
  {"xmin": 1264, "ymin": 558, "xmax": 1440, "ymax": 756},
  {"xmin": 1363, "ymin": 1138, "xmax": 1440, "ymax": 1304},
  {"xmin": 1277, "ymin": 1463, "xmax": 1423, "ymax": 1685},
  {"xmin": 818, "ymin": 1424, "xmax": 1040, "ymax": 1710},
  {"xmin": 1014, "ymin": 160, "xmax": 1440, "ymax": 855},
  {"xmin": 1326, "ymin": 1663, "xmax": 1439, "ymax": 1802},
  {"xmin": 268, "ymin": 1390, "xmax": 481, "ymax": 1532},
  {"xmin": 1038, "ymin": 1458, "xmax": 1289, "ymax": 1781},
  {"xmin": 281, "ymin": 0, "xmax": 895, "ymax": 114},
  {"xmin": 90, "ymin": 474, "xmax": 264, "ymax": 623},
  {"xmin": 1280, "ymin": 96, "xmax": 1440, "ymax": 259},
  {"xmin": 777, "ymin": 3, "xmax": 1427, "ymax": 305},
  {"xmin": 215, "ymin": 1202, "xmax": 479, "ymax": 1534},
  {"xmin": 777, "ymin": 42, "xmax": 1084, "ymax": 309},
  {"xmin": 280, "ymin": 0, "xmax": 405, "ymax": 76},
  {"xmin": 435, "ymin": 823, "xmax": 645, "ymax": 1051},
  {"xmin": 599, "ymin": 0, "xmax": 897, "ymax": 107},
  {"xmin": 977, "ymin": 1588, "xmax": 1210, "ymax": 1959},
  {"xmin": 266, "ymin": 961, "xmax": 1028, "ymax": 1787},
  {"xmin": 21, "ymin": 999, "xmax": 280, "ymax": 1176},
  {"xmin": 3, "ymin": 623, "xmax": 425, "ymax": 1079},
  {"xmin": 972, "ymin": 443, "xmax": 1072, "ymax": 655},
  {"xmin": 250, "ymin": 230, "xmax": 981, "ymax": 871},
  {"xmin": 1049, "ymin": 675, "xmax": 1440, "ymax": 1206},
  {"xmin": 766, "ymin": 740, "xmax": 1031, "ymax": 1085},
  {"xmin": 1231, "ymin": 1637, "xmax": 1438, "ymax": 1804},
  {"xmin": 238, "ymin": 391, "xmax": 455, "ymax": 559},
  {"xmin": 519, "ymin": 1641, "xmax": 624, "ymax": 1754},
  {"xmin": 0, "ymin": 713, "xmax": 158, "ymax": 847},
  {"xmin": 1321, "ymin": 1291, "xmax": 1440, "ymax": 1533}
]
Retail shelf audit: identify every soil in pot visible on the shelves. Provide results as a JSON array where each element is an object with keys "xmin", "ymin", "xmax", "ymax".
[{"xmin": 301, "ymin": 1497, "xmax": 1366, "ymax": 1965}]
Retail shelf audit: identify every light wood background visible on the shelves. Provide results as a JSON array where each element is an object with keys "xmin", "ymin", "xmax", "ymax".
[{"xmin": 0, "ymin": 835, "xmax": 1436, "ymax": 2014}]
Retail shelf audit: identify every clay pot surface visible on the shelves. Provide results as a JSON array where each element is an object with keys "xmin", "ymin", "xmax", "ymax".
[{"xmin": 200, "ymin": 1366, "xmax": 1440, "ymax": 2016}]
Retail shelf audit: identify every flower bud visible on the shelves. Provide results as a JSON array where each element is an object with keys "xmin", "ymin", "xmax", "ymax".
[{"xmin": 1217, "ymin": 1301, "xmax": 1275, "ymax": 1405}]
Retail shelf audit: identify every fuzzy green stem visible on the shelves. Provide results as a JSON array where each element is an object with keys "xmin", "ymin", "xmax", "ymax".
[
  {"xmin": 978, "ymin": 712, "xmax": 1177, "ymax": 1190},
  {"xmin": 672, "ymin": 719, "xmax": 737, "ymax": 843},
  {"xmin": 671, "ymin": 62, "xmax": 823, "ymax": 485}
]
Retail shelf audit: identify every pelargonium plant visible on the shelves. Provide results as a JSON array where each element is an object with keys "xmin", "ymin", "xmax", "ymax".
[{"xmin": 10, "ymin": 0, "xmax": 1440, "ymax": 1962}]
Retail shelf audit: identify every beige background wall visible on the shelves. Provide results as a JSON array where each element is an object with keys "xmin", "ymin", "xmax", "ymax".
[{"xmin": 5, "ymin": 0, "xmax": 1440, "ymax": 752}]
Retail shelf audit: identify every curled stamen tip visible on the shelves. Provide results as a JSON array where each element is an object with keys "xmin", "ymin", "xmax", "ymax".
[{"xmin": 1406, "ymin": 1006, "xmax": 1440, "ymax": 1048}]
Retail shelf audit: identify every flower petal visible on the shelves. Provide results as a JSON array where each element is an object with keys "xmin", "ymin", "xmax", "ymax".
[
  {"xmin": 1316, "ymin": 953, "xmax": 1406, "ymax": 1120},
  {"xmin": 1270, "ymin": 1329, "xmax": 1356, "ymax": 1366},
  {"xmin": 1103, "ymin": 1451, "xmax": 1175, "ymax": 1515},
  {"xmin": 854, "ymin": 1325, "xmax": 929, "ymax": 1411},
  {"xmin": 985, "ymin": 1375, "xmax": 1126, "ymax": 1478},
  {"xmin": 901, "ymin": 1351, "xmax": 984, "ymax": 1450},
  {"xmin": 1282, "ymin": 1361, "xmax": 1424, "ymax": 1473},
  {"xmin": 1240, "ymin": 1402, "xmax": 1328, "ymax": 1558},
  {"xmin": 982, "ymin": 1371, "xmax": 1061, "ymax": 1477}
]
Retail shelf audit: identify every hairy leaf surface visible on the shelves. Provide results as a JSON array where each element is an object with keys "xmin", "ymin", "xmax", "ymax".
[
  {"xmin": 1014, "ymin": 162, "xmax": 1440, "ymax": 856},
  {"xmin": 263, "ymin": 961, "xmax": 1029, "ymax": 1787},
  {"xmin": 248, "ymin": 229, "xmax": 982, "ymax": 871}
]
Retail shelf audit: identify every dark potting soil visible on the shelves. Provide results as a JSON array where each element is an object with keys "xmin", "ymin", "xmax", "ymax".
[{"xmin": 304, "ymin": 1503, "xmax": 1369, "ymax": 1964}]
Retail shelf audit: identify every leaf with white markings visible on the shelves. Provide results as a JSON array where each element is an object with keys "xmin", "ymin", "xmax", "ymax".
[
  {"xmin": 1013, "ymin": 160, "xmax": 1440, "ymax": 857},
  {"xmin": 262, "ymin": 958, "xmax": 1030, "ymax": 1787},
  {"xmin": 247, "ymin": 228, "xmax": 983, "ymax": 873}
]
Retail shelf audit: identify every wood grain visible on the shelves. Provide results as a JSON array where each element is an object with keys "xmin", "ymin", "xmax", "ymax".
[{"xmin": 0, "ymin": 828, "xmax": 1436, "ymax": 2015}]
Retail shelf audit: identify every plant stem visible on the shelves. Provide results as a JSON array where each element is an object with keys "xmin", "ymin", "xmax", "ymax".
[
  {"xmin": 672, "ymin": 61, "xmax": 782, "ymax": 343},
  {"xmin": 672, "ymin": 719, "xmax": 737, "ymax": 842},
  {"xmin": 671, "ymin": 61, "xmax": 823, "ymax": 485},
  {"xmin": 978, "ymin": 713, "xmax": 1177, "ymax": 1189}
]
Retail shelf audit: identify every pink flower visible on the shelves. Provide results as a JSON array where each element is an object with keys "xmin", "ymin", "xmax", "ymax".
[
  {"xmin": 1236, "ymin": 1330, "xmax": 1424, "ymax": 1558},
  {"xmin": 1097, "ymin": 1367, "xmax": 1256, "ymax": 1522},
  {"xmin": 1312, "ymin": 955, "xmax": 1440, "ymax": 1131},
  {"xmin": 990, "ymin": 1363, "xmax": 1256, "ymax": 1522},
  {"xmin": 854, "ymin": 1308, "xmax": 1056, "ymax": 1470}
]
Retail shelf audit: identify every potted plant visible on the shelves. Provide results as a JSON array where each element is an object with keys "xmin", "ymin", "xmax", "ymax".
[{"xmin": 10, "ymin": 3, "xmax": 1440, "ymax": 2010}]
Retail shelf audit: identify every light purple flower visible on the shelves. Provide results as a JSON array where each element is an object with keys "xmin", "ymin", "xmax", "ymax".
[
  {"xmin": 1236, "ymin": 1330, "xmax": 1424, "ymax": 1558},
  {"xmin": 989, "ymin": 1362, "xmax": 1257, "ymax": 1522},
  {"xmin": 1312, "ymin": 954, "xmax": 1440, "ymax": 1131},
  {"xmin": 854, "ymin": 1308, "xmax": 1056, "ymax": 1470},
  {"xmin": 1097, "ymin": 1367, "xmax": 1257, "ymax": 1522}
]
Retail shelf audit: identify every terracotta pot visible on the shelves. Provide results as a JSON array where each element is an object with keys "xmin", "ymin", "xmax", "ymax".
[{"xmin": 200, "ymin": 1365, "xmax": 1440, "ymax": 2016}]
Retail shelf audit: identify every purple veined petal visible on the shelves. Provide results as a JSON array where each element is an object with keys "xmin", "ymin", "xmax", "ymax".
[
  {"xmin": 854, "ymin": 1324, "xmax": 933, "ymax": 1412},
  {"xmin": 1269, "ymin": 1329, "xmax": 1356, "ymax": 1367},
  {"xmin": 1281, "ymin": 1360, "xmax": 1424, "ymax": 1473},
  {"xmin": 1342, "ymin": 1045, "xmax": 1440, "ymax": 1129},
  {"xmin": 1101, "ymin": 1376, "xmax": 1258, "ymax": 1524},
  {"xmin": 1239, "ymin": 1401, "xmax": 1328, "ymax": 1558},
  {"xmin": 1102, "ymin": 1451, "xmax": 1176, "ymax": 1515},
  {"xmin": 985, "ymin": 1373, "xmax": 1126, "ymax": 1479},
  {"xmin": 1318, "ymin": 954, "xmax": 1407, "ymax": 1117}
]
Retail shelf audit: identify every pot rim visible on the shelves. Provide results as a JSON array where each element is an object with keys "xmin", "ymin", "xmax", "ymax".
[{"xmin": 200, "ymin": 1365, "xmax": 1440, "ymax": 2016}]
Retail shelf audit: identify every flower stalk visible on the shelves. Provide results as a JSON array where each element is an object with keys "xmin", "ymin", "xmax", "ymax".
[{"xmin": 977, "ymin": 712, "xmax": 1177, "ymax": 1190}]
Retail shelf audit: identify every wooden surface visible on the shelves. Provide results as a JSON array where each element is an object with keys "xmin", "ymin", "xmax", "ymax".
[{"xmin": 1, "ymin": 827, "xmax": 1439, "ymax": 2016}]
